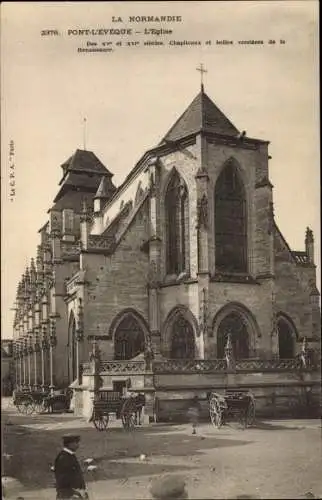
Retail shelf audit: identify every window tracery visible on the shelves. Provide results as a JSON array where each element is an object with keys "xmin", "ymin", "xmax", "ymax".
[
  {"xmin": 277, "ymin": 318, "xmax": 295, "ymax": 358},
  {"xmin": 165, "ymin": 171, "xmax": 189, "ymax": 275},
  {"xmin": 114, "ymin": 315, "xmax": 145, "ymax": 360},
  {"xmin": 215, "ymin": 162, "xmax": 247, "ymax": 273},
  {"xmin": 170, "ymin": 315, "xmax": 195, "ymax": 359},
  {"xmin": 217, "ymin": 312, "xmax": 249, "ymax": 359}
]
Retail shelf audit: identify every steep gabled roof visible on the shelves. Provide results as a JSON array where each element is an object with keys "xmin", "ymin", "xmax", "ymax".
[
  {"xmin": 95, "ymin": 176, "xmax": 116, "ymax": 199},
  {"xmin": 50, "ymin": 190, "xmax": 96, "ymax": 213},
  {"xmin": 1, "ymin": 347, "xmax": 11, "ymax": 358},
  {"xmin": 161, "ymin": 87, "xmax": 239, "ymax": 143},
  {"xmin": 60, "ymin": 149, "xmax": 113, "ymax": 179},
  {"xmin": 51, "ymin": 151, "xmax": 116, "ymax": 211}
]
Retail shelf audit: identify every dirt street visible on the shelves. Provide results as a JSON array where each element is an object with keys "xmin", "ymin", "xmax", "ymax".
[{"xmin": 2, "ymin": 399, "xmax": 322, "ymax": 499}]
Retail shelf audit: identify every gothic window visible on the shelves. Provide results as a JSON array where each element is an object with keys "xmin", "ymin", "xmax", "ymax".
[
  {"xmin": 277, "ymin": 318, "xmax": 295, "ymax": 358},
  {"xmin": 68, "ymin": 312, "xmax": 77, "ymax": 383},
  {"xmin": 114, "ymin": 314, "xmax": 145, "ymax": 360},
  {"xmin": 165, "ymin": 170, "xmax": 189, "ymax": 275},
  {"xmin": 215, "ymin": 162, "xmax": 247, "ymax": 273},
  {"xmin": 217, "ymin": 312, "xmax": 249, "ymax": 359},
  {"xmin": 170, "ymin": 315, "xmax": 195, "ymax": 359}
]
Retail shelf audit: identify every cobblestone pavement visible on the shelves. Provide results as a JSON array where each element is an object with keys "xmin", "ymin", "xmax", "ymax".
[{"xmin": 2, "ymin": 398, "xmax": 322, "ymax": 499}]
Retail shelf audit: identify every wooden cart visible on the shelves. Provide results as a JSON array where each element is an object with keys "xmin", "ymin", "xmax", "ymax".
[
  {"xmin": 13, "ymin": 388, "xmax": 72, "ymax": 414},
  {"xmin": 91, "ymin": 390, "xmax": 144, "ymax": 432},
  {"xmin": 13, "ymin": 389, "xmax": 50, "ymax": 415},
  {"xmin": 209, "ymin": 389, "xmax": 255, "ymax": 429}
]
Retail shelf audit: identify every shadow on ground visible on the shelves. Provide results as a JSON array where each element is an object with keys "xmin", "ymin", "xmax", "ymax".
[
  {"xmin": 2, "ymin": 417, "xmax": 251, "ymax": 492},
  {"xmin": 250, "ymin": 420, "xmax": 307, "ymax": 431}
]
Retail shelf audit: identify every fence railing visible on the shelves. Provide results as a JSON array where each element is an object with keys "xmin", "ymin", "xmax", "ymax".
[
  {"xmin": 153, "ymin": 359, "xmax": 227, "ymax": 373},
  {"xmin": 61, "ymin": 241, "xmax": 80, "ymax": 257},
  {"xmin": 81, "ymin": 357, "xmax": 320, "ymax": 376},
  {"xmin": 82, "ymin": 360, "xmax": 145, "ymax": 375},
  {"xmin": 153, "ymin": 357, "xmax": 320, "ymax": 373}
]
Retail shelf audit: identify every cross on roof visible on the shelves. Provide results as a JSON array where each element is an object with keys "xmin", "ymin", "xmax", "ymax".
[
  {"xmin": 196, "ymin": 63, "xmax": 207, "ymax": 90},
  {"xmin": 83, "ymin": 117, "xmax": 87, "ymax": 151}
]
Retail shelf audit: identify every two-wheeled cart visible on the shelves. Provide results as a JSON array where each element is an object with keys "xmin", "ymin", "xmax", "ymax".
[
  {"xmin": 13, "ymin": 389, "xmax": 50, "ymax": 415},
  {"xmin": 13, "ymin": 388, "xmax": 72, "ymax": 415},
  {"xmin": 209, "ymin": 389, "xmax": 255, "ymax": 429},
  {"xmin": 91, "ymin": 390, "xmax": 142, "ymax": 432}
]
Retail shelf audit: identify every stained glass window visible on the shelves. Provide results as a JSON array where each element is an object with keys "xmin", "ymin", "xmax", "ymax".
[
  {"xmin": 170, "ymin": 315, "xmax": 195, "ymax": 359},
  {"xmin": 215, "ymin": 163, "xmax": 247, "ymax": 273},
  {"xmin": 277, "ymin": 319, "xmax": 295, "ymax": 358},
  {"xmin": 217, "ymin": 312, "xmax": 249, "ymax": 359},
  {"xmin": 165, "ymin": 171, "xmax": 189, "ymax": 275},
  {"xmin": 114, "ymin": 315, "xmax": 145, "ymax": 360}
]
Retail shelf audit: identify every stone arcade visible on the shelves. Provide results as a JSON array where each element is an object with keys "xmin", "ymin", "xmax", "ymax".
[{"xmin": 12, "ymin": 84, "xmax": 321, "ymax": 419}]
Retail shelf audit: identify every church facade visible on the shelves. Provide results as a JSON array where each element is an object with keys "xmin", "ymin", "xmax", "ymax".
[{"xmin": 13, "ymin": 86, "xmax": 320, "ymax": 416}]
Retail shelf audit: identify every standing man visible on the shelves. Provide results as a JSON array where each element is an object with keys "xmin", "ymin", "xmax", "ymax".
[
  {"xmin": 54, "ymin": 434, "xmax": 88, "ymax": 499},
  {"xmin": 187, "ymin": 396, "xmax": 201, "ymax": 435}
]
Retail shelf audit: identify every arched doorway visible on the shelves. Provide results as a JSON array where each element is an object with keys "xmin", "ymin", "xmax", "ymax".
[
  {"xmin": 68, "ymin": 312, "xmax": 77, "ymax": 383},
  {"xmin": 114, "ymin": 314, "xmax": 145, "ymax": 360},
  {"xmin": 277, "ymin": 318, "xmax": 295, "ymax": 358},
  {"xmin": 170, "ymin": 315, "xmax": 195, "ymax": 359},
  {"xmin": 217, "ymin": 312, "xmax": 249, "ymax": 359}
]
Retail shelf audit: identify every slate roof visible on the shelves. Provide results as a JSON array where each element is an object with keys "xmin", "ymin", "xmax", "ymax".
[
  {"xmin": 1, "ymin": 347, "xmax": 9, "ymax": 358},
  {"xmin": 58, "ymin": 171, "xmax": 104, "ymax": 191},
  {"xmin": 60, "ymin": 149, "xmax": 113, "ymax": 178},
  {"xmin": 50, "ymin": 190, "xmax": 96, "ymax": 212},
  {"xmin": 95, "ymin": 176, "xmax": 116, "ymax": 199},
  {"xmin": 161, "ymin": 88, "xmax": 239, "ymax": 143},
  {"xmin": 52, "ymin": 170, "xmax": 116, "ymax": 212}
]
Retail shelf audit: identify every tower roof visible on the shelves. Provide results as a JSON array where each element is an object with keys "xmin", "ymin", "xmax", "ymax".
[
  {"xmin": 161, "ymin": 88, "xmax": 239, "ymax": 144},
  {"xmin": 60, "ymin": 149, "xmax": 113, "ymax": 178},
  {"xmin": 95, "ymin": 175, "xmax": 115, "ymax": 199},
  {"xmin": 51, "ymin": 150, "xmax": 116, "ymax": 211}
]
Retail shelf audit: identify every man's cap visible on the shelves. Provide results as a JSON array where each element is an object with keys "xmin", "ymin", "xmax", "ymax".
[
  {"xmin": 150, "ymin": 474, "xmax": 187, "ymax": 499},
  {"xmin": 63, "ymin": 434, "xmax": 81, "ymax": 446}
]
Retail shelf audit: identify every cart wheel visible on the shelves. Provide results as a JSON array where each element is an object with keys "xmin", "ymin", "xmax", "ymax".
[
  {"xmin": 246, "ymin": 398, "xmax": 256, "ymax": 427},
  {"xmin": 209, "ymin": 396, "xmax": 223, "ymax": 429},
  {"xmin": 93, "ymin": 413, "xmax": 109, "ymax": 431},
  {"xmin": 16, "ymin": 402, "xmax": 23, "ymax": 413},
  {"xmin": 22, "ymin": 397, "xmax": 35, "ymax": 415},
  {"xmin": 121, "ymin": 399, "xmax": 137, "ymax": 431},
  {"xmin": 34, "ymin": 400, "xmax": 45, "ymax": 414},
  {"xmin": 6, "ymin": 397, "xmax": 15, "ymax": 411}
]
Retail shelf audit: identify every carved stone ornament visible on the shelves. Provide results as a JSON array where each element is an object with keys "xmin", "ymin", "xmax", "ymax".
[
  {"xmin": 148, "ymin": 260, "xmax": 158, "ymax": 287},
  {"xmin": 149, "ymin": 172, "xmax": 156, "ymax": 196},
  {"xmin": 197, "ymin": 193, "xmax": 208, "ymax": 229},
  {"xmin": 270, "ymin": 314, "xmax": 276, "ymax": 337},
  {"xmin": 268, "ymin": 202, "xmax": 274, "ymax": 235},
  {"xmin": 144, "ymin": 336, "xmax": 154, "ymax": 370},
  {"xmin": 225, "ymin": 332, "xmax": 235, "ymax": 369}
]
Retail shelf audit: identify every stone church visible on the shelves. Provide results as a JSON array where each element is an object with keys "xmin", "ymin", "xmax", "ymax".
[{"xmin": 13, "ymin": 84, "xmax": 320, "ymax": 416}]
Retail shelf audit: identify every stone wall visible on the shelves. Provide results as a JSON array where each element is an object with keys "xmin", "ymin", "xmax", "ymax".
[
  {"xmin": 154, "ymin": 368, "xmax": 321, "ymax": 421},
  {"xmin": 78, "ymin": 359, "xmax": 321, "ymax": 422},
  {"xmin": 274, "ymin": 257, "xmax": 318, "ymax": 340},
  {"xmin": 51, "ymin": 260, "xmax": 80, "ymax": 387},
  {"xmin": 81, "ymin": 201, "xmax": 150, "ymax": 359}
]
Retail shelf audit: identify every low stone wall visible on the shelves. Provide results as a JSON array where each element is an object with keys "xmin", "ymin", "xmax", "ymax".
[
  {"xmin": 78, "ymin": 358, "xmax": 321, "ymax": 422},
  {"xmin": 153, "ymin": 362, "xmax": 321, "ymax": 420},
  {"xmin": 154, "ymin": 382, "xmax": 321, "ymax": 421}
]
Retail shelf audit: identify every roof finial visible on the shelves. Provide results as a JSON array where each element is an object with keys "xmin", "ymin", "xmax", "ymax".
[
  {"xmin": 196, "ymin": 63, "xmax": 207, "ymax": 92},
  {"xmin": 83, "ymin": 117, "xmax": 87, "ymax": 151}
]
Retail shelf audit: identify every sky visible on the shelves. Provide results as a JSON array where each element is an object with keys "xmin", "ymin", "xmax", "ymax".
[{"xmin": 1, "ymin": 1, "xmax": 320, "ymax": 338}]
